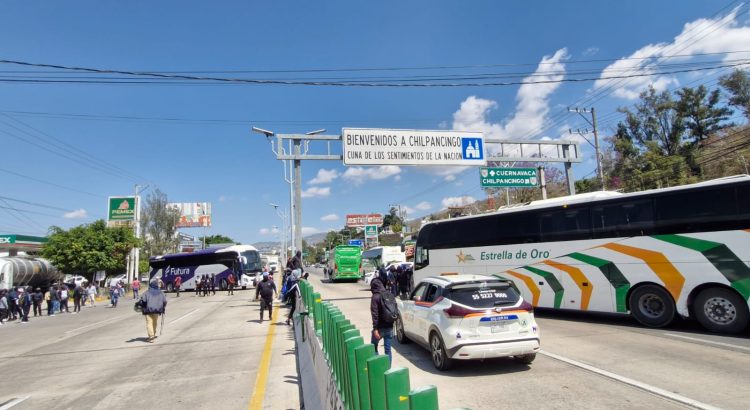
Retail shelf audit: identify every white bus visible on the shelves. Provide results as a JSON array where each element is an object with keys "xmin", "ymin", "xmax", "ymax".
[
  {"xmin": 413, "ymin": 175, "xmax": 750, "ymax": 334},
  {"xmin": 361, "ymin": 246, "xmax": 406, "ymax": 269}
]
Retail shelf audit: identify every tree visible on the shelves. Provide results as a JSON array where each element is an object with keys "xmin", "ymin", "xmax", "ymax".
[
  {"xmin": 675, "ymin": 85, "xmax": 732, "ymax": 143},
  {"xmin": 200, "ymin": 234, "xmax": 236, "ymax": 245},
  {"xmin": 139, "ymin": 188, "xmax": 181, "ymax": 256},
  {"xmin": 42, "ymin": 220, "xmax": 139, "ymax": 281},
  {"xmin": 382, "ymin": 207, "xmax": 403, "ymax": 233},
  {"xmin": 618, "ymin": 86, "xmax": 684, "ymax": 156},
  {"xmin": 719, "ymin": 69, "xmax": 750, "ymax": 120}
]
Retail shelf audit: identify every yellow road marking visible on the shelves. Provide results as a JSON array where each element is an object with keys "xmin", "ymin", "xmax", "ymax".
[{"xmin": 248, "ymin": 303, "xmax": 280, "ymax": 410}]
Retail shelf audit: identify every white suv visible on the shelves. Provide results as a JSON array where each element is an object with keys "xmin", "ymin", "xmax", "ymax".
[{"xmin": 395, "ymin": 274, "xmax": 540, "ymax": 370}]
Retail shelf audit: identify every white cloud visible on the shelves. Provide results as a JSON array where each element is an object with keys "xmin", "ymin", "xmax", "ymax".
[
  {"xmin": 441, "ymin": 196, "xmax": 476, "ymax": 208},
  {"xmin": 219, "ymin": 195, "xmax": 227, "ymax": 202},
  {"xmin": 595, "ymin": 7, "xmax": 750, "ymax": 100},
  {"xmin": 582, "ymin": 47, "xmax": 599, "ymax": 57},
  {"xmin": 301, "ymin": 227, "xmax": 319, "ymax": 236},
  {"xmin": 321, "ymin": 213, "xmax": 339, "ymax": 221},
  {"xmin": 415, "ymin": 201, "xmax": 432, "ymax": 211},
  {"xmin": 309, "ymin": 168, "xmax": 340, "ymax": 185},
  {"xmin": 259, "ymin": 228, "xmax": 270, "ymax": 235},
  {"xmin": 63, "ymin": 209, "xmax": 88, "ymax": 219},
  {"xmin": 301, "ymin": 186, "xmax": 331, "ymax": 198},
  {"xmin": 342, "ymin": 165, "xmax": 401, "ymax": 185},
  {"xmin": 453, "ymin": 48, "xmax": 569, "ymax": 143}
]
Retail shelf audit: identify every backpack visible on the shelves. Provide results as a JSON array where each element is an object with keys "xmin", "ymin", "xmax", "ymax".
[
  {"xmin": 380, "ymin": 290, "xmax": 399, "ymax": 322},
  {"xmin": 19, "ymin": 294, "xmax": 29, "ymax": 307}
]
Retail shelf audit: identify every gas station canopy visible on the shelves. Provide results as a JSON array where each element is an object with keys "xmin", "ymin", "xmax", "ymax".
[{"xmin": 0, "ymin": 234, "xmax": 48, "ymax": 256}]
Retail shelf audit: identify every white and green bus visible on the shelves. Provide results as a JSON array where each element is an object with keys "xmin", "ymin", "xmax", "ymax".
[{"xmin": 414, "ymin": 175, "xmax": 750, "ymax": 334}]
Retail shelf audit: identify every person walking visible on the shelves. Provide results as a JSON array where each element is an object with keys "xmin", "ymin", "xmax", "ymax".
[
  {"xmin": 6, "ymin": 287, "xmax": 18, "ymax": 321},
  {"xmin": 32, "ymin": 288, "xmax": 44, "ymax": 317},
  {"xmin": 72, "ymin": 285, "xmax": 83, "ymax": 313},
  {"xmin": 254, "ymin": 272, "xmax": 277, "ymax": 322},
  {"xmin": 0, "ymin": 289, "xmax": 8, "ymax": 325},
  {"xmin": 290, "ymin": 251, "xmax": 304, "ymax": 275},
  {"xmin": 109, "ymin": 284, "xmax": 120, "ymax": 307},
  {"xmin": 132, "ymin": 278, "xmax": 141, "ymax": 299},
  {"xmin": 174, "ymin": 275, "xmax": 182, "ymax": 297},
  {"xmin": 285, "ymin": 271, "xmax": 301, "ymax": 326},
  {"xmin": 370, "ymin": 268, "xmax": 396, "ymax": 364},
  {"xmin": 87, "ymin": 283, "xmax": 97, "ymax": 307},
  {"xmin": 59, "ymin": 285, "xmax": 70, "ymax": 313},
  {"xmin": 50, "ymin": 286, "xmax": 60, "ymax": 315},
  {"xmin": 210, "ymin": 273, "xmax": 216, "ymax": 296},
  {"xmin": 18, "ymin": 287, "xmax": 31, "ymax": 323},
  {"xmin": 139, "ymin": 279, "xmax": 167, "ymax": 343},
  {"xmin": 227, "ymin": 272, "xmax": 236, "ymax": 296}
]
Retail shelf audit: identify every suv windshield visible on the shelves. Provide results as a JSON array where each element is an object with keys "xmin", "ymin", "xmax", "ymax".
[{"xmin": 445, "ymin": 282, "xmax": 520, "ymax": 308}]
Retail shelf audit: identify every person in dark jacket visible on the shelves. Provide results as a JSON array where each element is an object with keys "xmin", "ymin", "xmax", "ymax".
[
  {"xmin": 210, "ymin": 273, "xmax": 216, "ymax": 296},
  {"xmin": 285, "ymin": 271, "xmax": 301, "ymax": 326},
  {"xmin": 32, "ymin": 288, "xmax": 44, "ymax": 316},
  {"xmin": 254, "ymin": 272, "xmax": 277, "ymax": 322},
  {"xmin": 6, "ymin": 288, "xmax": 18, "ymax": 321},
  {"xmin": 370, "ymin": 269, "xmax": 395, "ymax": 363},
  {"xmin": 73, "ymin": 285, "xmax": 83, "ymax": 313},
  {"xmin": 140, "ymin": 279, "xmax": 167, "ymax": 343},
  {"xmin": 290, "ymin": 251, "xmax": 304, "ymax": 274},
  {"xmin": 18, "ymin": 287, "xmax": 32, "ymax": 322}
]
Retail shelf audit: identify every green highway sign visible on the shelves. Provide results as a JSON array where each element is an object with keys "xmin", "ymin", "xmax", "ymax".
[{"xmin": 480, "ymin": 167, "xmax": 539, "ymax": 188}]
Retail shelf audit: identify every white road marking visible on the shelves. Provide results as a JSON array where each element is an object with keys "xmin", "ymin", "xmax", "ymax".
[
  {"xmin": 0, "ymin": 396, "xmax": 30, "ymax": 409},
  {"xmin": 661, "ymin": 333, "xmax": 750, "ymax": 352},
  {"xmin": 64, "ymin": 317, "xmax": 121, "ymax": 334},
  {"xmin": 169, "ymin": 308, "xmax": 200, "ymax": 324},
  {"xmin": 540, "ymin": 350, "xmax": 723, "ymax": 410}
]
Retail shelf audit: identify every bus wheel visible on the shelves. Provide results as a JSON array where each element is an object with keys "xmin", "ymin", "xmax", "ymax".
[
  {"xmin": 166, "ymin": 282, "xmax": 174, "ymax": 293},
  {"xmin": 220, "ymin": 279, "xmax": 228, "ymax": 291},
  {"xmin": 694, "ymin": 288, "xmax": 749, "ymax": 334},
  {"xmin": 629, "ymin": 285, "xmax": 675, "ymax": 328}
]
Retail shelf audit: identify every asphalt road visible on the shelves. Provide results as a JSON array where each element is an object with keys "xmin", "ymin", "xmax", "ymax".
[
  {"xmin": 0, "ymin": 289, "xmax": 299, "ymax": 410},
  {"xmin": 306, "ymin": 267, "xmax": 750, "ymax": 410}
]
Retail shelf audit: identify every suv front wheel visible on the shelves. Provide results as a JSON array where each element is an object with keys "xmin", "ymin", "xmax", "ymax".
[
  {"xmin": 430, "ymin": 332, "xmax": 453, "ymax": 371},
  {"xmin": 395, "ymin": 316, "xmax": 410, "ymax": 344}
]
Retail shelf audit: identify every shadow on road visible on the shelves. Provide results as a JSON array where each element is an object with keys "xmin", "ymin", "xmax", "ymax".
[{"xmin": 125, "ymin": 337, "xmax": 151, "ymax": 343}]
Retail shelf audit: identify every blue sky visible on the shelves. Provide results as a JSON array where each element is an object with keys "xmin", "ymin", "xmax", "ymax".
[{"xmin": 0, "ymin": 0, "xmax": 746, "ymax": 244}]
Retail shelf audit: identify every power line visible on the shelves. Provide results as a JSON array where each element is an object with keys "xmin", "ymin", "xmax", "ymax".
[
  {"xmin": 0, "ymin": 167, "xmax": 104, "ymax": 198},
  {"xmin": 0, "ymin": 59, "xmax": 747, "ymax": 87},
  {"xmin": 0, "ymin": 196, "xmax": 74, "ymax": 212}
]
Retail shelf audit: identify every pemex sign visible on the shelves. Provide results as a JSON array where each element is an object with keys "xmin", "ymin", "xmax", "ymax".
[{"xmin": 108, "ymin": 197, "xmax": 136, "ymax": 221}]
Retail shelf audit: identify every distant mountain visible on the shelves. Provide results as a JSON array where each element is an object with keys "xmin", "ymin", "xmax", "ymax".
[{"xmin": 252, "ymin": 231, "xmax": 328, "ymax": 251}]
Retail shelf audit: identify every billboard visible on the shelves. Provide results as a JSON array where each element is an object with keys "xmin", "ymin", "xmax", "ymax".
[
  {"xmin": 168, "ymin": 202, "xmax": 212, "ymax": 228},
  {"xmin": 346, "ymin": 214, "xmax": 383, "ymax": 227},
  {"xmin": 342, "ymin": 128, "xmax": 486, "ymax": 166}
]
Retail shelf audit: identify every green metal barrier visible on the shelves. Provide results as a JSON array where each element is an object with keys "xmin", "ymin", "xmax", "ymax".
[
  {"xmin": 366, "ymin": 355, "xmax": 391, "ymax": 410},
  {"xmin": 354, "ymin": 344, "xmax": 376, "ymax": 410},
  {"xmin": 408, "ymin": 386, "xmax": 438, "ymax": 410},
  {"xmin": 296, "ymin": 281, "xmax": 447, "ymax": 410},
  {"xmin": 384, "ymin": 367, "xmax": 410, "ymax": 410},
  {"xmin": 345, "ymin": 336, "xmax": 365, "ymax": 410}
]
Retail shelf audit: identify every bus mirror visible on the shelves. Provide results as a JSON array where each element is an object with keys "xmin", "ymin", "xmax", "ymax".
[{"xmin": 240, "ymin": 256, "xmax": 247, "ymax": 265}]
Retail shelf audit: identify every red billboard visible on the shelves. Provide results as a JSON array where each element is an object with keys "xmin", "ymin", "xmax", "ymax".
[{"xmin": 346, "ymin": 213, "xmax": 383, "ymax": 227}]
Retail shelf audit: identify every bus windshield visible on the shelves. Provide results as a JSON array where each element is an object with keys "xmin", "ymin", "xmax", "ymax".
[{"xmin": 241, "ymin": 251, "xmax": 262, "ymax": 273}]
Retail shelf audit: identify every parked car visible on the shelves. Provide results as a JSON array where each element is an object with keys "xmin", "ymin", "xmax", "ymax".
[
  {"xmin": 395, "ymin": 274, "xmax": 540, "ymax": 370},
  {"xmin": 63, "ymin": 275, "xmax": 87, "ymax": 287},
  {"xmin": 107, "ymin": 274, "xmax": 127, "ymax": 287}
]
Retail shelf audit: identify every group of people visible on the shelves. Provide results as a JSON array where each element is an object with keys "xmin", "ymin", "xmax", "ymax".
[
  {"xmin": 0, "ymin": 282, "xmax": 100, "ymax": 324},
  {"xmin": 194, "ymin": 274, "xmax": 217, "ymax": 297},
  {"xmin": 255, "ymin": 250, "xmax": 307, "ymax": 325}
]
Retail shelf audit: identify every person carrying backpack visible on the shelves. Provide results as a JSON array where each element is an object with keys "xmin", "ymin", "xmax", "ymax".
[
  {"xmin": 370, "ymin": 268, "xmax": 397, "ymax": 363},
  {"xmin": 140, "ymin": 279, "xmax": 167, "ymax": 343},
  {"xmin": 18, "ymin": 287, "xmax": 32, "ymax": 323}
]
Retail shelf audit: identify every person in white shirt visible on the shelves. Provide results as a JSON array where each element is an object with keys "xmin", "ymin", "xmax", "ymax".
[{"xmin": 87, "ymin": 283, "xmax": 97, "ymax": 307}]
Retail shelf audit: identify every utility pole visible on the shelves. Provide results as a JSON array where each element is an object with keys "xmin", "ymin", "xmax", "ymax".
[{"xmin": 568, "ymin": 107, "xmax": 606, "ymax": 190}]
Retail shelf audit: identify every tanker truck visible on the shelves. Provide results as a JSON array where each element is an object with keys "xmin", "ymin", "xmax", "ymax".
[{"xmin": 0, "ymin": 256, "xmax": 60, "ymax": 290}]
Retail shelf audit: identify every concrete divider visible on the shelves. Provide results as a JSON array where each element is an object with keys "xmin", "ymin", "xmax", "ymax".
[{"xmin": 293, "ymin": 279, "xmax": 453, "ymax": 410}]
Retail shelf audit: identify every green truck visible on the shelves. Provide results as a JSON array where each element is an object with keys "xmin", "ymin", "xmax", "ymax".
[{"xmin": 330, "ymin": 245, "xmax": 362, "ymax": 282}]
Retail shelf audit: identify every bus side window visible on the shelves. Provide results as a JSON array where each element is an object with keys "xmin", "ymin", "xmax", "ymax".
[
  {"xmin": 654, "ymin": 187, "xmax": 736, "ymax": 233},
  {"xmin": 592, "ymin": 199, "xmax": 654, "ymax": 238},
  {"xmin": 415, "ymin": 247, "xmax": 429, "ymax": 268}
]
